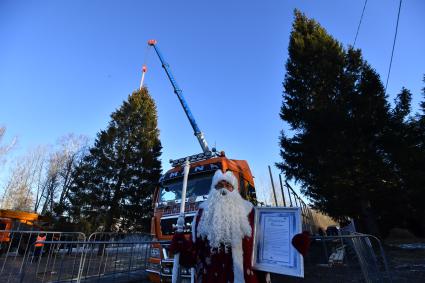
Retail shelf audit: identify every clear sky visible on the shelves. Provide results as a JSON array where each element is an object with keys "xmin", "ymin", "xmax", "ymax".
[{"xmin": 1, "ymin": 0, "xmax": 424, "ymax": 203}]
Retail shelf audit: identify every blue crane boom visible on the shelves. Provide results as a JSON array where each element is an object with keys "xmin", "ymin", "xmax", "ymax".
[{"xmin": 148, "ymin": 40, "xmax": 210, "ymax": 154}]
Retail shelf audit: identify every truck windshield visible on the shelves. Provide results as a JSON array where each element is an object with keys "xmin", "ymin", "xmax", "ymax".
[{"xmin": 160, "ymin": 174, "xmax": 212, "ymax": 202}]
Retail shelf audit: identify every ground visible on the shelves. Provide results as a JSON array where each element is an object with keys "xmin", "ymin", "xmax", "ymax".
[
  {"xmin": 385, "ymin": 240, "xmax": 425, "ymax": 282},
  {"xmin": 271, "ymin": 239, "xmax": 425, "ymax": 283}
]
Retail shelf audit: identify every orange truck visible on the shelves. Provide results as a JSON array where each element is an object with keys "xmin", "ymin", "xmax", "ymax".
[
  {"xmin": 0, "ymin": 209, "xmax": 44, "ymax": 254},
  {"xmin": 146, "ymin": 152, "xmax": 258, "ymax": 282}
]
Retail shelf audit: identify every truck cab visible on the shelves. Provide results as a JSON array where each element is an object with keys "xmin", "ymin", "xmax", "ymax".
[
  {"xmin": 0, "ymin": 209, "xmax": 44, "ymax": 255},
  {"xmin": 146, "ymin": 153, "xmax": 257, "ymax": 282}
]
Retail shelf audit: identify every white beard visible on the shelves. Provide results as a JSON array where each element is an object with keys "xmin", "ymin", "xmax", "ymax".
[{"xmin": 197, "ymin": 188, "xmax": 252, "ymax": 252}]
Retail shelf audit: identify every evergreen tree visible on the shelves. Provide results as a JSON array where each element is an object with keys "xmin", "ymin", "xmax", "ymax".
[
  {"xmin": 419, "ymin": 76, "xmax": 425, "ymax": 132},
  {"xmin": 277, "ymin": 11, "xmax": 403, "ymax": 235},
  {"xmin": 403, "ymin": 79, "xmax": 425, "ymax": 235},
  {"xmin": 67, "ymin": 88, "xmax": 162, "ymax": 233}
]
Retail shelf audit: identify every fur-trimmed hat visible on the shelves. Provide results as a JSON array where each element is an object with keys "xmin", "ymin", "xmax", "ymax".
[{"xmin": 211, "ymin": 169, "xmax": 238, "ymax": 191}]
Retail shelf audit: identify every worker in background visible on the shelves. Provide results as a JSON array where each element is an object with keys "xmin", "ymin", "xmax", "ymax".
[
  {"xmin": 170, "ymin": 169, "xmax": 310, "ymax": 283},
  {"xmin": 34, "ymin": 232, "xmax": 46, "ymax": 258}
]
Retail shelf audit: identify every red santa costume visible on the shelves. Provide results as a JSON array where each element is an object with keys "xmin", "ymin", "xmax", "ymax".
[{"xmin": 171, "ymin": 169, "xmax": 264, "ymax": 283}]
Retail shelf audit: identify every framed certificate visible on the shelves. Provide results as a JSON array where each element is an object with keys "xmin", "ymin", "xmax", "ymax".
[{"xmin": 252, "ymin": 207, "xmax": 303, "ymax": 277}]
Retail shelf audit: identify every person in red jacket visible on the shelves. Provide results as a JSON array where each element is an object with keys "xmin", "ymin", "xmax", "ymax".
[
  {"xmin": 171, "ymin": 169, "xmax": 260, "ymax": 283},
  {"xmin": 170, "ymin": 169, "xmax": 310, "ymax": 283}
]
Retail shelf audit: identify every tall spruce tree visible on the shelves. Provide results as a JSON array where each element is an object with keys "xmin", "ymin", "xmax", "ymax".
[
  {"xmin": 67, "ymin": 88, "xmax": 162, "ymax": 233},
  {"xmin": 277, "ymin": 11, "xmax": 403, "ymax": 235},
  {"xmin": 403, "ymin": 78, "xmax": 425, "ymax": 235},
  {"xmin": 382, "ymin": 82, "xmax": 425, "ymax": 236}
]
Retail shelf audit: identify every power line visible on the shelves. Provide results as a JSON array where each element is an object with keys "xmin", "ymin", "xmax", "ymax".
[
  {"xmin": 353, "ymin": 0, "xmax": 368, "ymax": 48},
  {"xmin": 385, "ymin": 0, "xmax": 403, "ymax": 94}
]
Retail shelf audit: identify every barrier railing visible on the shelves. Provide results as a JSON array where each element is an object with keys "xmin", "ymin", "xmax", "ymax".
[
  {"xmin": 1, "ymin": 230, "xmax": 393, "ymax": 283},
  {"xmin": 1, "ymin": 237, "xmax": 169, "ymax": 283},
  {"xmin": 31, "ymin": 241, "xmax": 152, "ymax": 282},
  {"xmin": 88, "ymin": 232, "xmax": 152, "ymax": 242},
  {"xmin": 0, "ymin": 230, "xmax": 85, "ymax": 283},
  {"xmin": 275, "ymin": 233, "xmax": 393, "ymax": 283}
]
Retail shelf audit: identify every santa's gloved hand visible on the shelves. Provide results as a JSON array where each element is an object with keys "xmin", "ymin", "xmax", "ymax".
[
  {"xmin": 169, "ymin": 232, "xmax": 189, "ymax": 254},
  {"xmin": 291, "ymin": 231, "xmax": 311, "ymax": 257}
]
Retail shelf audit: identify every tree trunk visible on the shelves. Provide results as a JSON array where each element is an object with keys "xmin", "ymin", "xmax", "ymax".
[{"xmin": 359, "ymin": 200, "xmax": 380, "ymax": 236}]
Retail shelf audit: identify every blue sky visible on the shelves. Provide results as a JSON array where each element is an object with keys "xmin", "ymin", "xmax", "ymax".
[{"xmin": 1, "ymin": 0, "xmax": 424, "ymax": 203}]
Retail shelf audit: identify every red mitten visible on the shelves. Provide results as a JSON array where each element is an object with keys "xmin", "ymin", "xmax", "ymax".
[
  {"xmin": 291, "ymin": 231, "xmax": 311, "ymax": 257},
  {"xmin": 169, "ymin": 232, "xmax": 187, "ymax": 254}
]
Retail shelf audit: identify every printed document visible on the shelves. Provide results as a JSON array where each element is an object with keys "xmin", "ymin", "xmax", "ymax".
[{"xmin": 261, "ymin": 214, "xmax": 291, "ymax": 265}]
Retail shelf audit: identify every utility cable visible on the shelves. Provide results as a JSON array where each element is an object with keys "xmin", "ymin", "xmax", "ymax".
[
  {"xmin": 353, "ymin": 0, "xmax": 368, "ymax": 48},
  {"xmin": 385, "ymin": 0, "xmax": 403, "ymax": 94}
]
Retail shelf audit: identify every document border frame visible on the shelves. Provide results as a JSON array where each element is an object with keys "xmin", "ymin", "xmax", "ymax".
[{"xmin": 252, "ymin": 206, "xmax": 303, "ymax": 277}]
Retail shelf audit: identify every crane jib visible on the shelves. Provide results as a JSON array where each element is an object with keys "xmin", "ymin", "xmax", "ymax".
[
  {"xmin": 149, "ymin": 42, "xmax": 209, "ymax": 153},
  {"xmin": 175, "ymin": 90, "xmax": 202, "ymax": 135},
  {"xmin": 155, "ymin": 46, "xmax": 202, "ymax": 135}
]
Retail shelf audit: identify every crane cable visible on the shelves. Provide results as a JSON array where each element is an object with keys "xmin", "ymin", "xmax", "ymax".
[
  {"xmin": 385, "ymin": 0, "xmax": 403, "ymax": 94},
  {"xmin": 353, "ymin": 0, "xmax": 368, "ymax": 48}
]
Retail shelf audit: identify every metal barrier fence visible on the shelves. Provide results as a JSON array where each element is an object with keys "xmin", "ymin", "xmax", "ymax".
[
  {"xmin": 274, "ymin": 233, "xmax": 392, "ymax": 283},
  {"xmin": 88, "ymin": 232, "xmax": 152, "ymax": 242},
  {"xmin": 0, "ymin": 232, "xmax": 168, "ymax": 283},
  {"xmin": 1, "ymin": 231, "xmax": 392, "ymax": 283},
  {"xmin": 24, "ymin": 241, "xmax": 154, "ymax": 283},
  {"xmin": 0, "ymin": 230, "xmax": 86, "ymax": 283}
]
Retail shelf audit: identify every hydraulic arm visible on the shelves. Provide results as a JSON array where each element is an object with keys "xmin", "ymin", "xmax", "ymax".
[{"xmin": 148, "ymin": 40, "xmax": 210, "ymax": 154}]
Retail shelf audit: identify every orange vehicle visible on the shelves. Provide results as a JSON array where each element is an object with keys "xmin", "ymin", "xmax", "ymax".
[
  {"xmin": 146, "ymin": 152, "xmax": 258, "ymax": 282},
  {"xmin": 0, "ymin": 209, "xmax": 44, "ymax": 254},
  {"xmin": 0, "ymin": 209, "xmax": 39, "ymax": 231}
]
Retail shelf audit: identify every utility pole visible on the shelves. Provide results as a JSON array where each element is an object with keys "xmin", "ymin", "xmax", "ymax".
[
  {"xmin": 278, "ymin": 174, "xmax": 287, "ymax": 207},
  {"xmin": 268, "ymin": 166, "xmax": 278, "ymax": 206}
]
